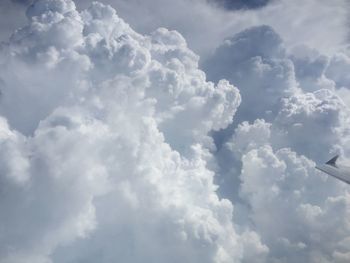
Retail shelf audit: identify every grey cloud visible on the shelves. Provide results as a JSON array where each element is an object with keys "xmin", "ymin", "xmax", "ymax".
[
  {"xmin": 326, "ymin": 53, "xmax": 350, "ymax": 88},
  {"xmin": 204, "ymin": 25, "xmax": 294, "ymax": 124},
  {"xmin": 210, "ymin": 0, "xmax": 272, "ymax": 10},
  {"xmin": 205, "ymin": 21, "xmax": 350, "ymax": 263},
  {"xmin": 10, "ymin": 0, "xmax": 33, "ymax": 5},
  {"xmin": 0, "ymin": 0, "xmax": 27, "ymax": 43}
]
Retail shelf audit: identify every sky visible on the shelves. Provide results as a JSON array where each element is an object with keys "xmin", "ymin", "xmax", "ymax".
[{"xmin": 0, "ymin": 0, "xmax": 350, "ymax": 262}]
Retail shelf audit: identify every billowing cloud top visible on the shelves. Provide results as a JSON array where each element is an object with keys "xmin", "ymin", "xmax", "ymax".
[
  {"xmin": 1, "ymin": 0, "xmax": 350, "ymax": 263},
  {"xmin": 0, "ymin": 0, "xmax": 248, "ymax": 262},
  {"xmin": 205, "ymin": 22, "xmax": 350, "ymax": 263}
]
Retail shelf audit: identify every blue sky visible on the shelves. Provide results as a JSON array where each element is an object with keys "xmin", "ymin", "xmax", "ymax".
[{"xmin": 0, "ymin": 0, "xmax": 350, "ymax": 262}]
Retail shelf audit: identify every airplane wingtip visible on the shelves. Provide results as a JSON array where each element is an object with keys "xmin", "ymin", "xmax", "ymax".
[{"xmin": 326, "ymin": 155, "xmax": 339, "ymax": 167}]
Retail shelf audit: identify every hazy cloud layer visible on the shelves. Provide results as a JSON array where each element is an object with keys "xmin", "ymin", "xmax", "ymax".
[
  {"xmin": 0, "ymin": 0, "xmax": 27, "ymax": 43},
  {"xmin": 10, "ymin": 0, "xmax": 33, "ymax": 4}
]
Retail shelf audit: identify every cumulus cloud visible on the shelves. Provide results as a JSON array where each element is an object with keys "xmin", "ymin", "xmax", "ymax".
[
  {"xmin": 239, "ymin": 145, "xmax": 350, "ymax": 263},
  {"xmin": 205, "ymin": 21, "xmax": 350, "ymax": 262},
  {"xmin": 1, "ymin": 0, "xmax": 350, "ymax": 262},
  {"xmin": 325, "ymin": 52, "xmax": 350, "ymax": 108},
  {"xmin": 1, "ymin": 0, "xmax": 348, "ymax": 59},
  {"xmin": 205, "ymin": 25, "xmax": 350, "ymax": 157},
  {"xmin": 204, "ymin": 25, "xmax": 297, "ymax": 124},
  {"xmin": 73, "ymin": 0, "xmax": 349, "ymax": 57},
  {"xmin": 0, "ymin": 0, "xmax": 261, "ymax": 262}
]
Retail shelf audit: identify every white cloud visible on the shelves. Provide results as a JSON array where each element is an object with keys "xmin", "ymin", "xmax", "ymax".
[
  {"xmin": 0, "ymin": 0, "xmax": 260, "ymax": 262},
  {"xmin": 1, "ymin": 0, "xmax": 350, "ymax": 262},
  {"xmin": 238, "ymin": 143, "xmax": 350, "ymax": 262},
  {"xmin": 206, "ymin": 21, "xmax": 350, "ymax": 262},
  {"xmin": 71, "ymin": 0, "xmax": 349, "ymax": 58},
  {"xmin": 2, "ymin": 0, "xmax": 348, "ymax": 59}
]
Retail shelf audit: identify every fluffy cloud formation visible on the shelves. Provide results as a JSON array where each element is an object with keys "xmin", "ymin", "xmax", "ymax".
[
  {"xmin": 205, "ymin": 24, "xmax": 350, "ymax": 262},
  {"xmin": 1, "ymin": 0, "xmax": 348, "ymax": 59},
  {"xmin": 98, "ymin": 0, "xmax": 348, "ymax": 57},
  {"xmin": 0, "ymin": 0, "xmax": 255, "ymax": 262},
  {"xmin": 1, "ymin": 0, "xmax": 350, "ymax": 262},
  {"xmin": 204, "ymin": 26, "xmax": 296, "ymax": 123},
  {"xmin": 240, "ymin": 145, "xmax": 350, "ymax": 263}
]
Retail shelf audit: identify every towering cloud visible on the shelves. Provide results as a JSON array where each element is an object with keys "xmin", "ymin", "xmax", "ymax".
[
  {"xmin": 0, "ymin": 0, "xmax": 256, "ymax": 262},
  {"xmin": 204, "ymin": 26, "xmax": 296, "ymax": 124},
  {"xmin": 205, "ymin": 23, "xmax": 350, "ymax": 262},
  {"xmin": 1, "ymin": 0, "xmax": 350, "ymax": 262}
]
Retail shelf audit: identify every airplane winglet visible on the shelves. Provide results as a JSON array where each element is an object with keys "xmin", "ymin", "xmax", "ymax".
[{"xmin": 326, "ymin": 155, "xmax": 339, "ymax": 167}]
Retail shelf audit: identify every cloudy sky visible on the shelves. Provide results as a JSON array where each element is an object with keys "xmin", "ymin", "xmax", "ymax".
[{"xmin": 0, "ymin": 0, "xmax": 350, "ymax": 262}]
